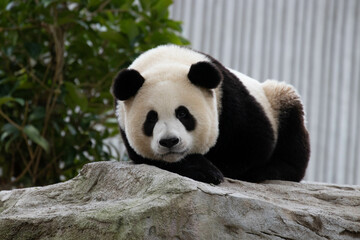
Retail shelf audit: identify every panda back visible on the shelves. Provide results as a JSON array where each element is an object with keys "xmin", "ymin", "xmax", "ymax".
[{"xmin": 228, "ymin": 69, "xmax": 278, "ymax": 140}]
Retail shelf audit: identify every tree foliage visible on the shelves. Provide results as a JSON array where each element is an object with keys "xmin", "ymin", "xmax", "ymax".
[{"xmin": 0, "ymin": 0, "xmax": 189, "ymax": 189}]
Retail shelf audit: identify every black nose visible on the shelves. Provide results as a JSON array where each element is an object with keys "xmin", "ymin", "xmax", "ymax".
[{"xmin": 159, "ymin": 137, "xmax": 179, "ymax": 148}]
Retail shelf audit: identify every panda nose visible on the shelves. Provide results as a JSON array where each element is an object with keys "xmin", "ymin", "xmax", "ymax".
[{"xmin": 159, "ymin": 137, "xmax": 180, "ymax": 148}]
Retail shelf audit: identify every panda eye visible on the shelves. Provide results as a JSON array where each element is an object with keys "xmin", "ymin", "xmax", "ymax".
[
  {"xmin": 175, "ymin": 106, "xmax": 188, "ymax": 119},
  {"xmin": 177, "ymin": 111, "xmax": 187, "ymax": 119},
  {"xmin": 146, "ymin": 110, "xmax": 158, "ymax": 122},
  {"xmin": 175, "ymin": 106, "xmax": 196, "ymax": 131}
]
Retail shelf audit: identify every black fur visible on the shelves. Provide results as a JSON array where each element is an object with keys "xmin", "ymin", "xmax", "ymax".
[
  {"xmin": 205, "ymin": 57, "xmax": 310, "ymax": 182},
  {"xmin": 143, "ymin": 110, "xmax": 158, "ymax": 137},
  {"xmin": 188, "ymin": 61, "xmax": 222, "ymax": 89},
  {"xmin": 175, "ymin": 106, "xmax": 196, "ymax": 131},
  {"xmin": 204, "ymin": 57, "xmax": 277, "ymax": 180},
  {"xmin": 239, "ymin": 100, "xmax": 310, "ymax": 182},
  {"xmin": 112, "ymin": 69, "xmax": 144, "ymax": 100},
  {"xmin": 116, "ymin": 48, "xmax": 310, "ymax": 185}
]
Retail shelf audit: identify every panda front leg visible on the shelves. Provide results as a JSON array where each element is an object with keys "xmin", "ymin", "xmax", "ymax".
[{"xmin": 161, "ymin": 154, "xmax": 224, "ymax": 185}]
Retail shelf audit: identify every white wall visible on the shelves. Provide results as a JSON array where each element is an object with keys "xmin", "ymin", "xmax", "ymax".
[{"xmin": 170, "ymin": 0, "xmax": 360, "ymax": 185}]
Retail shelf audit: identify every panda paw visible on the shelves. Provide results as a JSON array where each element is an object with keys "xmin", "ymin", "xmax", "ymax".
[
  {"xmin": 189, "ymin": 166, "xmax": 224, "ymax": 185},
  {"xmin": 177, "ymin": 154, "xmax": 224, "ymax": 185}
]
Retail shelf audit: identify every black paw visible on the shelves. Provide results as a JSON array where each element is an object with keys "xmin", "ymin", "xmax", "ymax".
[
  {"xmin": 177, "ymin": 154, "xmax": 224, "ymax": 185},
  {"xmin": 186, "ymin": 166, "xmax": 224, "ymax": 185}
]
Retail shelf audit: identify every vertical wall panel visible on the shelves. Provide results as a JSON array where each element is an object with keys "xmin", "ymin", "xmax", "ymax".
[{"xmin": 170, "ymin": 0, "xmax": 360, "ymax": 185}]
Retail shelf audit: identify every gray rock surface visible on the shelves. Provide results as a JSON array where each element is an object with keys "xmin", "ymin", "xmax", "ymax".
[{"xmin": 1, "ymin": 161, "xmax": 360, "ymax": 240}]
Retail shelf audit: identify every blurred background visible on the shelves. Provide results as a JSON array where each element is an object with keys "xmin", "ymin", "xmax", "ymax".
[{"xmin": 0, "ymin": 0, "xmax": 359, "ymax": 189}]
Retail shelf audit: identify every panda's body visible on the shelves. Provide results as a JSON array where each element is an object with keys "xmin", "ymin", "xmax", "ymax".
[{"xmin": 113, "ymin": 45, "xmax": 310, "ymax": 184}]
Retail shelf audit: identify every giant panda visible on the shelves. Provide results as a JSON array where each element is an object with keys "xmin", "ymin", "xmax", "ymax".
[{"xmin": 112, "ymin": 45, "xmax": 310, "ymax": 185}]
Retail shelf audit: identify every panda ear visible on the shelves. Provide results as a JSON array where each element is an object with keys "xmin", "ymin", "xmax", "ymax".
[
  {"xmin": 187, "ymin": 61, "xmax": 222, "ymax": 89},
  {"xmin": 112, "ymin": 69, "xmax": 145, "ymax": 100}
]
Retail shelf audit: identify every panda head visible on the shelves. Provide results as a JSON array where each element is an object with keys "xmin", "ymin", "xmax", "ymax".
[{"xmin": 112, "ymin": 54, "xmax": 222, "ymax": 163}]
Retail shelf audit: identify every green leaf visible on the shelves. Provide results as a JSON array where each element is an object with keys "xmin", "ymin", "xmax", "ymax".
[
  {"xmin": 0, "ymin": 96, "xmax": 25, "ymax": 106},
  {"xmin": 1, "ymin": 131, "xmax": 11, "ymax": 141},
  {"xmin": 0, "ymin": 0, "xmax": 10, "ymax": 10},
  {"xmin": 5, "ymin": 1, "xmax": 15, "ymax": 11},
  {"xmin": 1, "ymin": 122, "xmax": 17, "ymax": 132},
  {"xmin": 150, "ymin": 31, "xmax": 184, "ymax": 45},
  {"xmin": 23, "ymin": 125, "xmax": 49, "ymax": 153},
  {"xmin": 41, "ymin": 0, "xmax": 55, "ymax": 8},
  {"xmin": 151, "ymin": 0, "xmax": 172, "ymax": 19},
  {"xmin": 139, "ymin": 0, "xmax": 151, "ymax": 11},
  {"xmin": 29, "ymin": 107, "xmax": 46, "ymax": 122},
  {"xmin": 87, "ymin": 0, "xmax": 101, "ymax": 8},
  {"xmin": 15, "ymin": 97, "xmax": 25, "ymax": 105},
  {"xmin": 64, "ymin": 82, "xmax": 88, "ymax": 111},
  {"xmin": 5, "ymin": 133, "xmax": 20, "ymax": 152},
  {"xmin": 0, "ymin": 96, "xmax": 14, "ymax": 105},
  {"xmin": 67, "ymin": 124, "xmax": 77, "ymax": 135},
  {"xmin": 120, "ymin": 19, "xmax": 139, "ymax": 44},
  {"xmin": 166, "ymin": 20, "xmax": 182, "ymax": 31},
  {"xmin": 1, "ymin": 123, "xmax": 19, "ymax": 141},
  {"xmin": 98, "ymin": 29, "xmax": 128, "ymax": 47},
  {"xmin": 24, "ymin": 42, "xmax": 42, "ymax": 59},
  {"xmin": 76, "ymin": 20, "xmax": 88, "ymax": 29}
]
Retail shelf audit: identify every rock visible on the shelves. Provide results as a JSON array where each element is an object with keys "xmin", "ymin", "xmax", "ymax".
[{"xmin": 0, "ymin": 161, "xmax": 360, "ymax": 240}]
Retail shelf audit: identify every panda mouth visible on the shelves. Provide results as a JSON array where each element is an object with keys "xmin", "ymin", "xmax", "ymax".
[
  {"xmin": 158, "ymin": 148, "xmax": 189, "ymax": 161},
  {"xmin": 161, "ymin": 150, "xmax": 187, "ymax": 157}
]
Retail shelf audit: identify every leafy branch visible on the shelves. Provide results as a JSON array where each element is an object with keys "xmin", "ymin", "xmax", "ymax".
[{"xmin": 0, "ymin": 0, "xmax": 189, "ymax": 189}]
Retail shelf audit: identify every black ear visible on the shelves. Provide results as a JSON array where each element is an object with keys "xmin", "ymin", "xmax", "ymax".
[
  {"xmin": 112, "ymin": 69, "xmax": 145, "ymax": 100},
  {"xmin": 187, "ymin": 61, "xmax": 222, "ymax": 89}
]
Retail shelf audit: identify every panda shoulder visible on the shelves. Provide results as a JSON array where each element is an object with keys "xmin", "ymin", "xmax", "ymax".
[{"xmin": 228, "ymin": 69, "xmax": 279, "ymax": 137}]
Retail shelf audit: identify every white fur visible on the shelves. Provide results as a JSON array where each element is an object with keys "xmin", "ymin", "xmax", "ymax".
[
  {"xmin": 262, "ymin": 79, "xmax": 303, "ymax": 122},
  {"xmin": 129, "ymin": 45, "xmax": 209, "ymax": 74},
  {"xmin": 116, "ymin": 45, "xmax": 210, "ymax": 130},
  {"xmin": 116, "ymin": 45, "xmax": 219, "ymax": 162},
  {"xmin": 151, "ymin": 115, "xmax": 193, "ymax": 162}
]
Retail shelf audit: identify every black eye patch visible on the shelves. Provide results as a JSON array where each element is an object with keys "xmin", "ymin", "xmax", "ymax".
[
  {"xmin": 143, "ymin": 110, "xmax": 158, "ymax": 136},
  {"xmin": 175, "ymin": 106, "xmax": 196, "ymax": 131}
]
